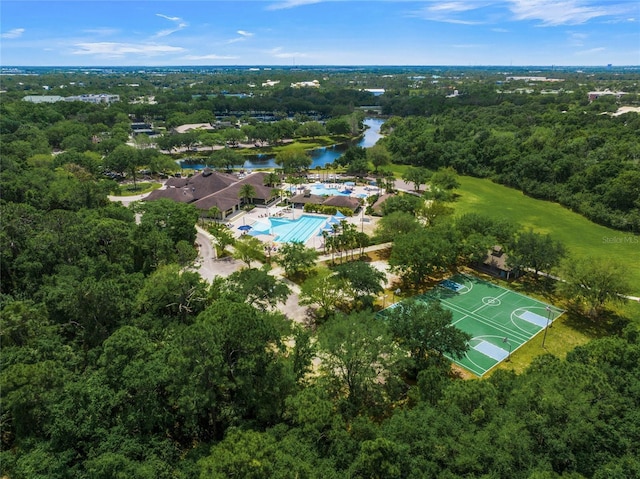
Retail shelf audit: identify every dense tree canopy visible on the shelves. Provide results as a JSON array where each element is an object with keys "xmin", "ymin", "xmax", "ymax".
[
  {"xmin": 381, "ymin": 106, "xmax": 640, "ymax": 232},
  {"xmin": 1, "ymin": 67, "xmax": 639, "ymax": 478}
]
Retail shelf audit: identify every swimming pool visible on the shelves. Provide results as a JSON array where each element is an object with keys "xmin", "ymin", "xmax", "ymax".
[
  {"xmin": 250, "ymin": 214, "xmax": 327, "ymax": 244},
  {"xmin": 309, "ymin": 184, "xmax": 353, "ymax": 196}
]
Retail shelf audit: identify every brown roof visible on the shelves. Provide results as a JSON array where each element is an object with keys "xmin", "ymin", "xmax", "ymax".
[
  {"xmin": 372, "ymin": 193, "xmax": 393, "ymax": 212},
  {"xmin": 148, "ymin": 170, "xmax": 278, "ymax": 212},
  {"xmin": 146, "ymin": 187, "xmax": 194, "ymax": 203},
  {"xmin": 289, "ymin": 193, "xmax": 361, "ymax": 211},
  {"xmin": 192, "ymin": 192, "xmax": 240, "ymax": 212},
  {"xmin": 483, "ymin": 246, "xmax": 512, "ymax": 272},
  {"xmin": 289, "ymin": 193, "xmax": 326, "ymax": 205},
  {"xmin": 236, "ymin": 172, "xmax": 275, "ymax": 200},
  {"xmin": 322, "ymin": 195, "xmax": 361, "ymax": 211},
  {"xmin": 165, "ymin": 177, "xmax": 189, "ymax": 188}
]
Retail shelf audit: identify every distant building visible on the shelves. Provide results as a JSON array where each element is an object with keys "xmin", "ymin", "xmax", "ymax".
[
  {"xmin": 588, "ymin": 89, "xmax": 627, "ymax": 102},
  {"xmin": 290, "ymin": 80, "xmax": 320, "ymax": 88},
  {"xmin": 131, "ymin": 122, "xmax": 155, "ymax": 136},
  {"xmin": 505, "ymin": 76, "xmax": 564, "ymax": 82},
  {"xmin": 22, "ymin": 93, "xmax": 120, "ymax": 104},
  {"xmin": 261, "ymin": 80, "xmax": 280, "ymax": 87},
  {"xmin": 22, "ymin": 95, "xmax": 64, "ymax": 103},
  {"xmin": 171, "ymin": 123, "xmax": 217, "ymax": 134},
  {"xmin": 65, "ymin": 93, "xmax": 120, "ymax": 103}
]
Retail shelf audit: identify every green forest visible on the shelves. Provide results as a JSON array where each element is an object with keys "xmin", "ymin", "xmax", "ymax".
[
  {"xmin": 1, "ymin": 67, "xmax": 639, "ymax": 478},
  {"xmin": 380, "ymin": 102, "xmax": 640, "ymax": 232}
]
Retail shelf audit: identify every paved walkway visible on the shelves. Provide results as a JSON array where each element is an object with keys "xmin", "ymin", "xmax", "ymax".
[
  {"xmin": 193, "ymin": 223, "xmax": 396, "ymax": 323},
  {"xmin": 528, "ymin": 268, "xmax": 640, "ymax": 303}
]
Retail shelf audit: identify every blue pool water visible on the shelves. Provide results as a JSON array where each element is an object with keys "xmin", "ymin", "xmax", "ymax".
[
  {"xmin": 250, "ymin": 214, "xmax": 327, "ymax": 244},
  {"xmin": 309, "ymin": 184, "xmax": 353, "ymax": 196}
]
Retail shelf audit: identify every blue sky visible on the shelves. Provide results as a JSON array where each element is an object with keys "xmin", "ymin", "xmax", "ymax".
[{"xmin": 1, "ymin": 1, "xmax": 638, "ymax": 66}]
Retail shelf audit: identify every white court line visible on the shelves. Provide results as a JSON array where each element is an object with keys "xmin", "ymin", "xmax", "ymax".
[
  {"xmin": 460, "ymin": 350, "xmax": 488, "ymax": 376},
  {"xmin": 471, "ymin": 289, "xmax": 510, "ymax": 315},
  {"xmin": 440, "ymin": 298, "xmax": 529, "ymax": 343},
  {"xmin": 452, "ymin": 314, "xmax": 471, "ymax": 326}
]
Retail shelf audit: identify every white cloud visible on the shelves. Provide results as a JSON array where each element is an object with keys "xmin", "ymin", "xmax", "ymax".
[
  {"xmin": 507, "ymin": 0, "xmax": 627, "ymax": 26},
  {"xmin": 269, "ymin": 47, "xmax": 308, "ymax": 59},
  {"xmin": 1, "ymin": 28, "xmax": 25, "ymax": 39},
  {"xmin": 428, "ymin": 2, "xmax": 482, "ymax": 13},
  {"xmin": 576, "ymin": 46, "xmax": 606, "ymax": 55},
  {"xmin": 266, "ymin": 0, "xmax": 323, "ymax": 11},
  {"xmin": 568, "ymin": 31, "xmax": 588, "ymax": 46},
  {"xmin": 411, "ymin": 1, "xmax": 635, "ymax": 27},
  {"xmin": 154, "ymin": 13, "xmax": 188, "ymax": 37},
  {"xmin": 156, "ymin": 14, "xmax": 181, "ymax": 22},
  {"xmin": 411, "ymin": 1, "xmax": 490, "ymax": 24},
  {"xmin": 226, "ymin": 30, "xmax": 255, "ymax": 44},
  {"xmin": 185, "ymin": 54, "xmax": 239, "ymax": 60},
  {"xmin": 82, "ymin": 28, "xmax": 120, "ymax": 36},
  {"xmin": 72, "ymin": 42, "xmax": 185, "ymax": 57}
]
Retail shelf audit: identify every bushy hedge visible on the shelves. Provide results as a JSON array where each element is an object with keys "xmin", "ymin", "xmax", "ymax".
[{"xmin": 303, "ymin": 203, "xmax": 353, "ymax": 217}]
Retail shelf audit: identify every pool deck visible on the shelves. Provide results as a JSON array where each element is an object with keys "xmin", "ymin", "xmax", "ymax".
[{"xmin": 227, "ymin": 181, "xmax": 382, "ymax": 249}]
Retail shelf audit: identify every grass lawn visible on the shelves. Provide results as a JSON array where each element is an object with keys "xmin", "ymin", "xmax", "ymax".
[
  {"xmin": 111, "ymin": 182, "xmax": 162, "ymax": 196},
  {"xmin": 264, "ymin": 135, "xmax": 352, "ymax": 154},
  {"xmin": 440, "ymin": 176, "xmax": 640, "ymax": 378},
  {"xmin": 448, "ymin": 270, "xmax": 640, "ymax": 379},
  {"xmin": 486, "ymin": 301, "xmax": 640, "ymax": 377},
  {"xmin": 453, "ymin": 176, "xmax": 640, "ymax": 289}
]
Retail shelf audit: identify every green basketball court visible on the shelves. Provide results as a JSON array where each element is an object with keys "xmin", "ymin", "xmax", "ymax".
[{"xmin": 387, "ymin": 274, "xmax": 564, "ymax": 377}]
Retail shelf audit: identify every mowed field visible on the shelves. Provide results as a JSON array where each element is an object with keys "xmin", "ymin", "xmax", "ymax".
[{"xmin": 453, "ymin": 176, "xmax": 640, "ymax": 290}]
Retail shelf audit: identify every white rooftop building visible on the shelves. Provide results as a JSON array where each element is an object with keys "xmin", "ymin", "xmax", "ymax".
[{"xmin": 290, "ymin": 80, "xmax": 320, "ymax": 88}]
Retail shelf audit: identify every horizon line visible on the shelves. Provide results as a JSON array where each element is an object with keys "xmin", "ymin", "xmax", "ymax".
[{"xmin": 2, "ymin": 64, "xmax": 638, "ymax": 69}]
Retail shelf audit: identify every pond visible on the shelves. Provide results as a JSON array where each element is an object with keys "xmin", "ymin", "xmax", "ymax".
[{"xmin": 180, "ymin": 117, "xmax": 385, "ymax": 171}]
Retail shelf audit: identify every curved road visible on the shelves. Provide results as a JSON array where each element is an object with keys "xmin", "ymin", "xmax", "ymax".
[{"xmin": 193, "ymin": 226, "xmax": 244, "ymax": 281}]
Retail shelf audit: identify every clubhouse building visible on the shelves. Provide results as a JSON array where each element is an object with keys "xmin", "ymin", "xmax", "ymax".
[{"xmin": 145, "ymin": 169, "xmax": 279, "ymax": 219}]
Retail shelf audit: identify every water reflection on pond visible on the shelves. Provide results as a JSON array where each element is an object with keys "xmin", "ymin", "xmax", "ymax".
[{"xmin": 181, "ymin": 117, "xmax": 384, "ymax": 171}]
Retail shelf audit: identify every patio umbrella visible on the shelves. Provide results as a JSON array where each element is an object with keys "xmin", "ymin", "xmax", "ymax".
[
  {"xmin": 333, "ymin": 211, "xmax": 346, "ymax": 219},
  {"xmin": 238, "ymin": 224, "xmax": 252, "ymax": 232},
  {"xmin": 328, "ymin": 216, "xmax": 340, "ymax": 225}
]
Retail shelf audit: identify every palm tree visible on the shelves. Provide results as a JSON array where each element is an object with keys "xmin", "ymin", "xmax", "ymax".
[
  {"xmin": 321, "ymin": 230, "xmax": 329, "ymax": 255},
  {"xmin": 326, "ymin": 235, "xmax": 337, "ymax": 264},
  {"xmin": 340, "ymin": 222, "xmax": 358, "ymax": 260},
  {"xmin": 207, "ymin": 206, "xmax": 221, "ymax": 220},
  {"xmin": 263, "ymin": 171, "xmax": 280, "ymax": 188},
  {"xmin": 355, "ymin": 231, "xmax": 369, "ymax": 258},
  {"xmin": 270, "ymin": 188, "xmax": 282, "ymax": 206},
  {"xmin": 238, "ymin": 184, "xmax": 256, "ymax": 207}
]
